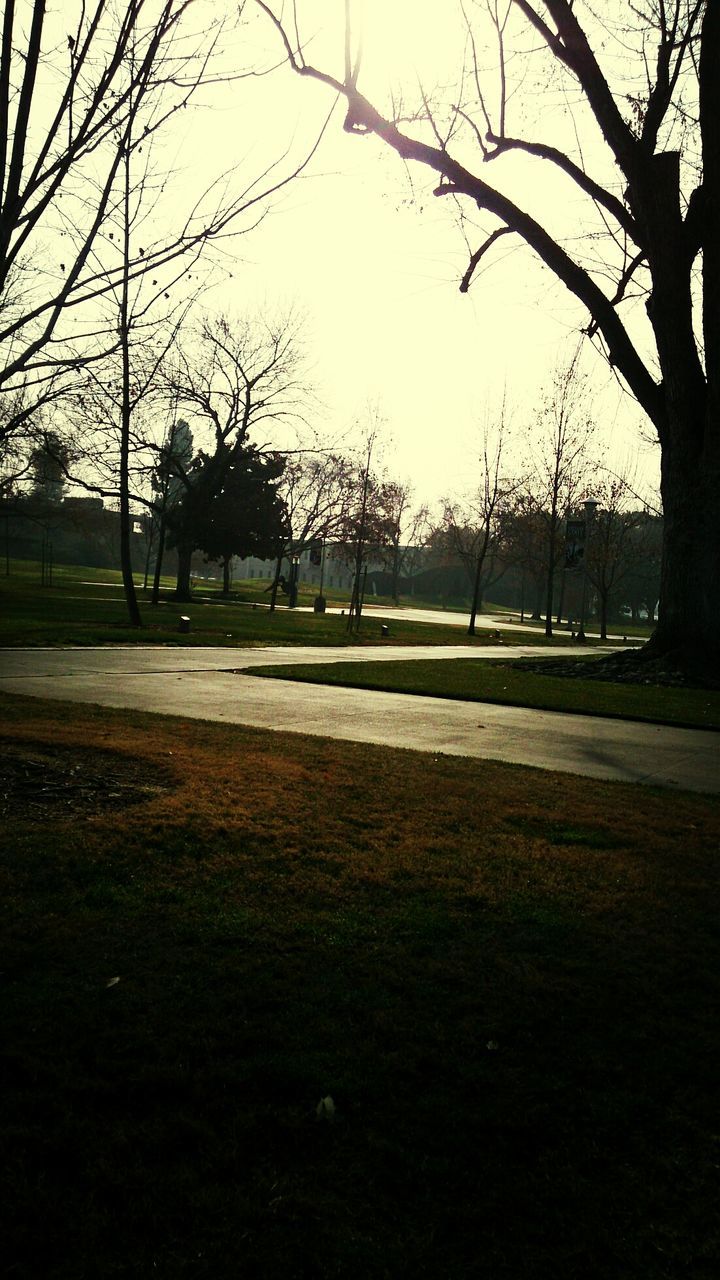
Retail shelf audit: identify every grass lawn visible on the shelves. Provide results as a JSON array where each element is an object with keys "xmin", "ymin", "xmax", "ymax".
[
  {"xmin": 248, "ymin": 656, "xmax": 720, "ymax": 730},
  {"xmin": 0, "ymin": 561, "xmax": 609, "ymax": 651},
  {"xmin": 1, "ymin": 692, "xmax": 718, "ymax": 1278}
]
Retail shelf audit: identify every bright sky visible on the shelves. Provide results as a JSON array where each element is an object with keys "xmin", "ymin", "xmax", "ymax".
[{"xmin": 155, "ymin": 1, "xmax": 662, "ymax": 510}]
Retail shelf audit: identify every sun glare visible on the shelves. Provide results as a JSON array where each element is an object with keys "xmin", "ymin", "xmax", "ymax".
[{"xmin": 360, "ymin": 1, "xmax": 458, "ymax": 100}]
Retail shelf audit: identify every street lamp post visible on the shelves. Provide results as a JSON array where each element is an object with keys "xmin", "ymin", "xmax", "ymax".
[
  {"xmin": 576, "ymin": 498, "xmax": 599, "ymax": 643},
  {"xmin": 313, "ymin": 538, "xmax": 327, "ymax": 613},
  {"xmin": 318, "ymin": 537, "xmax": 326, "ymax": 599},
  {"xmin": 288, "ymin": 555, "xmax": 299, "ymax": 608}
]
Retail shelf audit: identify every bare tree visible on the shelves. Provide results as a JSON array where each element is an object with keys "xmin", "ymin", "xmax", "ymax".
[
  {"xmin": 623, "ymin": 512, "xmax": 663, "ymax": 624},
  {"xmin": 584, "ymin": 479, "xmax": 652, "ymax": 641},
  {"xmin": 147, "ymin": 417, "xmax": 194, "ymax": 603},
  {"xmin": 522, "ymin": 356, "xmax": 595, "ymax": 637},
  {"xmin": 67, "ymin": 304, "xmax": 190, "ymax": 623},
  {"xmin": 373, "ymin": 480, "xmax": 430, "ymax": 605},
  {"xmin": 0, "ymin": 390, "xmax": 38, "ymax": 494},
  {"xmin": 346, "ymin": 428, "xmax": 376, "ymax": 632},
  {"xmin": 1, "ymin": 2, "xmax": 326, "ymax": 462},
  {"xmin": 438, "ymin": 417, "xmax": 517, "ymax": 635},
  {"xmin": 504, "ymin": 495, "xmax": 548, "ymax": 620},
  {"xmin": 332, "ymin": 418, "xmax": 394, "ymax": 631},
  {"xmin": 269, "ymin": 449, "xmax": 355, "ymax": 609},
  {"xmin": 259, "ymin": 1, "xmax": 719, "ymax": 673},
  {"xmin": 163, "ymin": 309, "xmax": 311, "ymax": 599}
]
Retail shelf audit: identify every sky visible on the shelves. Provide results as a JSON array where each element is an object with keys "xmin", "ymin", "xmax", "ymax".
[
  {"xmin": 173, "ymin": 0, "xmax": 661, "ymax": 514},
  {"xmin": 227, "ymin": 127, "xmax": 660, "ymax": 507}
]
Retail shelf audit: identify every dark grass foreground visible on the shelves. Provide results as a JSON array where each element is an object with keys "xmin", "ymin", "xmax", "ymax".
[{"xmin": 1, "ymin": 693, "xmax": 718, "ymax": 1279}]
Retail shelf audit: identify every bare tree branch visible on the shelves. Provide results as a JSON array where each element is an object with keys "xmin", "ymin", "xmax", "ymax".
[{"xmin": 457, "ymin": 226, "xmax": 514, "ymax": 293}]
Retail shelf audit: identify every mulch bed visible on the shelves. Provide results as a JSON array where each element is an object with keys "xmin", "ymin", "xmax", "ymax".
[
  {"xmin": 509, "ymin": 651, "xmax": 715, "ymax": 689},
  {"xmin": 0, "ymin": 739, "xmax": 173, "ymax": 819}
]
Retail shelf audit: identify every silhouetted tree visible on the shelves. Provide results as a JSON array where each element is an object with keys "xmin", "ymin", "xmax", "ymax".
[
  {"xmin": 170, "ymin": 445, "xmax": 288, "ymax": 594},
  {"xmin": 580, "ymin": 481, "xmax": 647, "ymax": 640},
  {"xmin": 165, "ymin": 310, "xmax": 311, "ymax": 599},
  {"xmin": 260, "ymin": 1, "xmax": 719, "ymax": 672},
  {"xmin": 373, "ymin": 480, "xmax": 430, "ymax": 605},
  {"xmin": 269, "ymin": 450, "xmax": 355, "ymax": 610},
  {"xmin": 521, "ymin": 356, "xmax": 595, "ymax": 636},
  {"xmin": 437, "ymin": 420, "xmax": 518, "ymax": 635},
  {"xmin": 149, "ymin": 418, "xmax": 194, "ymax": 603},
  {"xmin": 1, "ymin": 0, "xmax": 323, "ymax": 594}
]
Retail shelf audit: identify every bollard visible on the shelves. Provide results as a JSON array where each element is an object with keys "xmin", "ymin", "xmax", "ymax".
[
  {"xmin": 381, "ymin": 623, "xmax": 389, "ymax": 637},
  {"xmin": 178, "ymin": 615, "xmax": 191, "ymax": 634}
]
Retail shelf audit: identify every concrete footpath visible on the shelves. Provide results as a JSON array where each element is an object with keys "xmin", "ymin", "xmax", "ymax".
[{"xmin": 0, "ymin": 646, "xmax": 717, "ymax": 795}]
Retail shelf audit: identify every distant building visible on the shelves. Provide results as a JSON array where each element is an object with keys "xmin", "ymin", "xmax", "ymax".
[
  {"xmin": 232, "ymin": 543, "xmax": 430, "ymax": 596},
  {"xmin": 232, "ymin": 544, "xmax": 355, "ymax": 592}
]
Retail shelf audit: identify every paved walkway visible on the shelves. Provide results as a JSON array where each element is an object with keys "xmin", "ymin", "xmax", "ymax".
[
  {"xmin": 304, "ymin": 603, "xmax": 631, "ymax": 643},
  {"xmin": 0, "ymin": 646, "xmax": 717, "ymax": 795}
]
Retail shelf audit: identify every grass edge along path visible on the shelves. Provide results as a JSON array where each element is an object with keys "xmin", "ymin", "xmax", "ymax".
[
  {"xmin": 1, "ymin": 690, "xmax": 719, "ymax": 1278},
  {"xmin": 247, "ymin": 656, "xmax": 720, "ymax": 731}
]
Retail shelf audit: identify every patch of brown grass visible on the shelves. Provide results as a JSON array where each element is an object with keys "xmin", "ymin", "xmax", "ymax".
[{"xmin": 2, "ymin": 692, "xmax": 716, "ymax": 912}]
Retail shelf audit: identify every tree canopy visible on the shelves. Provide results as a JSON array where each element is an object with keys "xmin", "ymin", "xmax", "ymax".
[{"xmin": 175, "ymin": 445, "xmax": 288, "ymax": 580}]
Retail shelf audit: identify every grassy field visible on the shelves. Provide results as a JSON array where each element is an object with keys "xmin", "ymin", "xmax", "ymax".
[
  {"xmin": 248, "ymin": 656, "xmax": 720, "ymax": 730},
  {"xmin": 0, "ymin": 561, "xmax": 613, "ymax": 650},
  {"xmin": 1, "ymin": 692, "xmax": 718, "ymax": 1278}
]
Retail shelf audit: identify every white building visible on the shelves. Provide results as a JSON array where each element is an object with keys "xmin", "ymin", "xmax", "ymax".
[
  {"xmin": 232, "ymin": 542, "xmax": 430, "ymax": 596},
  {"xmin": 232, "ymin": 545, "xmax": 356, "ymax": 593}
]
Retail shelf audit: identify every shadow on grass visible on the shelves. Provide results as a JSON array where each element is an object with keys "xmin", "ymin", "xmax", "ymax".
[{"xmin": 1, "ymin": 695, "xmax": 718, "ymax": 1279}]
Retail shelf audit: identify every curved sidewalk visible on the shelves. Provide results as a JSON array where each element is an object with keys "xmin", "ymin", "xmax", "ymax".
[{"xmin": 0, "ymin": 646, "xmax": 717, "ymax": 795}]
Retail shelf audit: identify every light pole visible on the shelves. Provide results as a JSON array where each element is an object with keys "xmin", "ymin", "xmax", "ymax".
[
  {"xmin": 313, "ymin": 537, "xmax": 327, "ymax": 613},
  {"xmin": 576, "ymin": 498, "xmax": 599, "ymax": 642},
  {"xmin": 288, "ymin": 555, "xmax": 299, "ymax": 608}
]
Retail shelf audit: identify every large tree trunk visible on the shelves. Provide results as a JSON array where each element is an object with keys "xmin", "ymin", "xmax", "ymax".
[
  {"xmin": 119, "ymin": 465, "xmax": 141, "ymax": 627},
  {"xmin": 638, "ymin": 143, "xmax": 718, "ymax": 669},
  {"xmin": 650, "ymin": 424, "xmax": 720, "ymax": 667},
  {"xmin": 467, "ymin": 550, "xmax": 484, "ymax": 637},
  {"xmin": 265, "ymin": 3, "xmax": 719, "ymax": 677},
  {"xmin": 544, "ymin": 510, "xmax": 559, "ymax": 639},
  {"xmin": 117, "ymin": 98, "xmax": 141, "ymax": 629},
  {"xmin": 175, "ymin": 543, "xmax": 193, "ymax": 602},
  {"xmin": 598, "ymin": 589, "xmax": 608, "ymax": 642}
]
